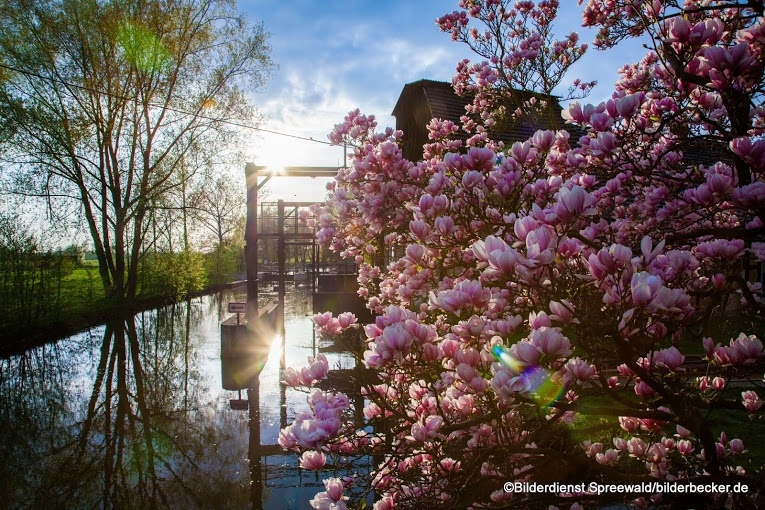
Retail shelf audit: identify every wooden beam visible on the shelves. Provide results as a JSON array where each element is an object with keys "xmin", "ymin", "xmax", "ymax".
[{"xmin": 245, "ymin": 163, "xmax": 341, "ymax": 178}]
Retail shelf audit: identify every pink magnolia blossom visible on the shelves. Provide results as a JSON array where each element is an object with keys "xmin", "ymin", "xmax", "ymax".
[
  {"xmin": 513, "ymin": 216, "xmax": 539, "ymax": 242},
  {"xmin": 595, "ymin": 449, "xmax": 619, "ymax": 465},
  {"xmin": 373, "ymin": 494, "xmax": 395, "ymax": 510},
  {"xmin": 310, "ymin": 478, "xmax": 347, "ymax": 510},
  {"xmin": 563, "ymin": 357, "xmax": 597, "ymax": 385},
  {"xmin": 729, "ymin": 438, "xmax": 746, "ymax": 455},
  {"xmin": 524, "ymin": 225, "xmax": 557, "ymax": 266},
  {"xmin": 337, "ymin": 312, "xmax": 357, "ymax": 328},
  {"xmin": 729, "ymin": 333, "xmax": 764, "ymax": 360},
  {"xmin": 282, "ymin": 367, "xmax": 302, "ymax": 387},
  {"xmin": 630, "ymin": 271, "xmax": 690, "ymax": 313},
  {"xmin": 310, "ymin": 493, "xmax": 347, "ymax": 510},
  {"xmin": 627, "ymin": 437, "xmax": 648, "ymax": 458},
  {"xmin": 677, "ymin": 439, "xmax": 694, "ymax": 456},
  {"xmin": 649, "ymin": 346, "xmax": 685, "ymax": 372},
  {"xmin": 631, "ymin": 272, "xmax": 663, "ymax": 307},
  {"xmin": 487, "ymin": 245, "xmax": 522, "ymax": 275},
  {"xmin": 741, "ymin": 390, "xmax": 762, "ymax": 412},
  {"xmin": 528, "ymin": 327, "xmax": 571, "ymax": 359},
  {"xmin": 491, "ymin": 366, "xmax": 531, "ymax": 401},
  {"xmin": 554, "ymin": 185, "xmax": 595, "ymax": 221},
  {"xmin": 300, "ymin": 354, "xmax": 329, "ymax": 385},
  {"xmin": 582, "ymin": 440, "xmax": 603, "ymax": 457},
  {"xmin": 676, "ymin": 425, "xmax": 692, "ymax": 439},
  {"xmin": 732, "ymin": 182, "xmax": 765, "ymax": 208},
  {"xmin": 409, "ymin": 220, "xmax": 431, "ymax": 241},
  {"xmin": 703, "ymin": 337, "xmax": 716, "ymax": 357},
  {"xmin": 634, "ymin": 379, "xmax": 657, "ymax": 400},
  {"xmin": 619, "ymin": 417, "xmax": 640, "ymax": 433},
  {"xmin": 646, "ymin": 443, "xmax": 667, "ymax": 463},
  {"xmin": 528, "ymin": 310, "xmax": 552, "ymax": 329},
  {"xmin": 313, "ymin": 312, "xmax": 334, "ymax": 328},
  {"xmin": 434, "ymin": 215, "xmax": 455, "ymax": 235},
  {"xmin": 278, "ymin": 428, "xmax": 298, "ymax": 450},
  {"xmin": 712, "ymin": 334, "xmax": 764, "ymax": 367},
  {"xmin": 549, "ymin": 299, "xmax": 577, "ymax": 324},
  {"xmin": 300, "ymin": 450, "xmax": 327, "ymax": 470}
]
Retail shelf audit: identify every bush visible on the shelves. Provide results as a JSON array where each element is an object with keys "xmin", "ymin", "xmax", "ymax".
[
  {"xmin": 204, "ymin": 244, "xmax": 243, "ymax": 286},
  {"xmin": 139, "ymin": 250, "xmax": 207, "ymax": 299}
]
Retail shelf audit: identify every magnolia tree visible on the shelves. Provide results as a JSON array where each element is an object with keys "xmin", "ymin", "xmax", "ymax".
[
  {"xmin": 438, "ymin": 0, "xmax": 595, "ymax": 134},
  {"xmin": 283, "ymin": 1, "xmax": 765, "ymax": 508}
]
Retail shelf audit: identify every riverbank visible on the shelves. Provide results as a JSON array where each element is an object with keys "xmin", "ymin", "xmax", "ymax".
[{"xmin": 0, "ymin": 280, "xmax": 246, "ymax": 358}]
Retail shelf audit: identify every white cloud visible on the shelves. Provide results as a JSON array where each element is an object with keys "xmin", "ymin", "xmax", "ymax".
[{"xmin": 242, "ymin": 0, "xmax": 652, "ymax": 201}]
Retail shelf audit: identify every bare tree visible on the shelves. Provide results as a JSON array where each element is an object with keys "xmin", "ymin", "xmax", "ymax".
[
  {"xmin": 0, "ymin": 0, "xmax": 273, "ymax": 301},
  {"xmin": 189, "ymin": 174, "xmax": 247, "ymax": 248}
]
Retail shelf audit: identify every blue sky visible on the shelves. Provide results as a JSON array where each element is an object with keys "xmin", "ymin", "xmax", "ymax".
[{"xmin": 240, "ymin": 0, "xmax": 647, "ymax": 201}]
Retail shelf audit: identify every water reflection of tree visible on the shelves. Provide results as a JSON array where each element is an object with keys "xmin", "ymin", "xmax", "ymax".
[{"xmin": 0, "ymin": 300, "xmax": 252, "ymax": 509}]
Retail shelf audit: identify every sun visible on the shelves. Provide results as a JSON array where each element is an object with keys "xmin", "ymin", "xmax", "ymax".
[{"xmin": 250, "ymin": 132, "xmax": 343, "ymax": 202}]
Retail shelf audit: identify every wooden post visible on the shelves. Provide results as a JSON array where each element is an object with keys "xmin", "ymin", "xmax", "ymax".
[
  {"xmin": 245, "ymin": 164, "xmax": 273, "ymax": 320},
  {"xmin": 277, "ymin": 199, "xmax": 286, "ymax": 322},
  {"xmin": 245, "ymin": 163, "xmax": 260, "ymax": 320}
]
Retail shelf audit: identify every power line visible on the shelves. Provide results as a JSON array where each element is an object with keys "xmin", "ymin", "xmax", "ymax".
[{"xmin": 0, "ymin": 62, "xmax": 335, "ymax": 146}]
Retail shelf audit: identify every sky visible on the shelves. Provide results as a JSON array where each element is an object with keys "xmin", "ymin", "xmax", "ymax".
[{"xmin": 239, "ymin": 0, "xmax": 647, "ymax": 203}]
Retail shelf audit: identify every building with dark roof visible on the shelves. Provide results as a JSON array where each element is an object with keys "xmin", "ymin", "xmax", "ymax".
[{"xmin": 391, "ymin": 79, "xmax": 573, "ymax": 161}]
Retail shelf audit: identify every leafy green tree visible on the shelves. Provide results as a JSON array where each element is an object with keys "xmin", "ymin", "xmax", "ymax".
[{"xmin": 0, "ymin": 0, "xmax": 272, "ymax": 302}]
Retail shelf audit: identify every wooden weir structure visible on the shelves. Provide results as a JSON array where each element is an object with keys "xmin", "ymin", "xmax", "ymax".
[
  {"xmin": 245, "ymin": 164, "xmax": 339, "ymax": 318},
  {"xmin": 222, "ymin": 164, "xmax": 344, "ymax": 395},
  {"xmin": 218, "ymin": 164, "xmax": 372, "ymax": 509}
]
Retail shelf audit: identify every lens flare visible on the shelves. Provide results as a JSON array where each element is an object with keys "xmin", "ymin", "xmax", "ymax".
[
  {"xmin": 491, "ymin": 344, "xmax": 524, "ymax": 372},
  {"xmin": 117, "ymin": 21, "xmax": 172, "ymax": 73},
  {"xmin": 522, "ymin": 366, "xmax": 565, "ymax": 406},
  {"xmin": 492, "ymin": 344, "xmax": 565, "ymax": 406}
]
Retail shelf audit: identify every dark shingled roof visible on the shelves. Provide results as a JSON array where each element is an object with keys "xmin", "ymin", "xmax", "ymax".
[
  {"xmin": 391, "ymin": 79, "xmax": 580, "ymax": 160},
  {"xmin": 391, "ymin": 80, "xmax": 459, "ymax": 120},
  {"xmin": 391, "ymin": 80, "xmax": 726, "ymax": 169}
]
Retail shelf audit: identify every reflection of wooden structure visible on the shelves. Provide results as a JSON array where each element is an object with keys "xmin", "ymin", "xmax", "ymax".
[
  {"xmin": 218, "ymin": 280, "xmax": 374, "ymax": 508},
  {"xmin": 221, "ymin": 301, "xmax": 279, "ymax": 392},
  {"xmin": 241, "ymin": 165, "xmax": 378, "ymax": 508},
  {"xmin": 313, "ymin": 274, "xmax": 375, "ymax": 323}
]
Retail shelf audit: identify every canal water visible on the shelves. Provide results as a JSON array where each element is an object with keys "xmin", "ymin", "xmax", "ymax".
[{"xmin": 0, "ymin": 284, "xmax": 363, "ymax": 509}]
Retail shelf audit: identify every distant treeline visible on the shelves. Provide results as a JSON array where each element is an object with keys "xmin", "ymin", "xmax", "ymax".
[{"xmin": 0, "ymin": 216, "xmax": 245, "ymax": 348}]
